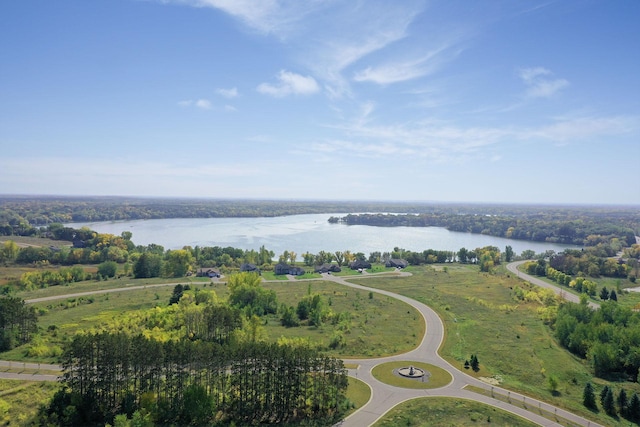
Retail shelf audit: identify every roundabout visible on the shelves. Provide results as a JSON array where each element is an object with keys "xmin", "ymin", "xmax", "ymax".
[{"xmin": 371, "ymin": 361, "xmax": 451, "ymax": 389}]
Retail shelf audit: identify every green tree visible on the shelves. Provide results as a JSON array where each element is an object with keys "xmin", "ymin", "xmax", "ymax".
[
  {"xmin": 618, "ymin": 388, "xmax": 628, "ymax": 417},
  {"xmin": 603, "ymin": 387, "xmax": 616, "ymax": 416},
  {"xmin": 163, "ymin": 249, "xmax": 193, "ymax": 278},
  {"xmin": 133, "ymin": 253, "xmax": 162, "ymax": 278},
  {"xmin": 470, "ymin": 354, "xmax": 479, "ymax": 372},
  {"xmin": 505, "ymin": 245, "xmax": 514, "ymax": 262},
  {"xmin": 583, "ymin": 382, "xmax": 597, "ymax": 410},
  {"xmin": 0, "ymin": 297, "xmax": 38, "ymax": 351},
  {"xmin": 457, "ymin": 247, "xmax": 468, "ymax": 263},
  {"xmin": 629, "ymin": 393, "xmax": 640, "ymax": 421},
  {"xmin": 97, "ymin": 261, "xmax": 118, "ymax": 278},
  {"xmin": 169, "ymin": 284, "xmax": 184, "ymax": 305},
  {"xmin": 280, "ymin": 304, "xmax": 299, "ymax": 327},
  {"xmin": 547, "ymin": 375, "xmax": 558, "ymax": 394},
  {"xmin": 0, "ymin": 240, "xmax": 19, "ymax": 263},
  {"xmin": 600, "ymin": 286, "xmax": 609, "ymax": 301}
]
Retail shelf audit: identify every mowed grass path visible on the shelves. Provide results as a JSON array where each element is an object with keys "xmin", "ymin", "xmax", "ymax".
[{"xmin": 351, "ymin": 265, "xmax": 639, "ymax": 427}]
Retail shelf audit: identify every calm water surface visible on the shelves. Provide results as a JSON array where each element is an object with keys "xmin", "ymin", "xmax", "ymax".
[{"xmin": 68, "ymin": 214, "xmax": 577, "ymax": 256}]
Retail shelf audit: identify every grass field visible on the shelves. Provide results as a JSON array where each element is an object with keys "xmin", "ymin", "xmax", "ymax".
[
  {"xmin": 351, "ymin": 264, "xmax": 640, "ymax": 427},
  {"xmin": 345, "ymin": 377, "xmax": 371, "ymax": 416},
  {"xmin": 0, "ymin": 379, "xmax": 60, "ymax": 426},
  {"xmin": 6, "ymin": 277, "xmax": 424, "ymax": 362},
  {"xmin": 373, "ymin": 397, "xmax": 539, "ymax": 427}
]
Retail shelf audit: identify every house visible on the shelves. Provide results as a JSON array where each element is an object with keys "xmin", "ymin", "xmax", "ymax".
[
  {"xmin": 275, "ymin": 262, "xmax": 306, "ymax": 276},
  {"xmin": 240, "ymin": 263, "xmax": 260, "ymax": 274},
  {"xmin": 349, "ymin": 260, "xmax": 371, "ymax": 270},
  {"xmin": 315, "ymin": 263, "xmax": 342, "ymax": 274},
  {"xmin": 196, "ymin": 267, "xmax": 220, "ymax": 278},
  {"xmin": 386, "ymin": 258, "xmax": 409, "ymax": 269}
]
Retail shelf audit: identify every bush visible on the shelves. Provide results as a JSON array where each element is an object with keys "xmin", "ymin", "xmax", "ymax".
[{"xmin": 97, "ymin": 261, "xmax": 118, "ymax": 278}]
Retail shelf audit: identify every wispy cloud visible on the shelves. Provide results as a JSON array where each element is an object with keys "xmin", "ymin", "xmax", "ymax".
[
  {"xmin": 216, "ymin": 87, "xmax": 239, "ymax": 98},
  {"xmin": 177, "ymin": 99, "xmax": 212, "ymax": 109},
  {"xmin": 315, "ymin": 110, "xmax": 638, "ymax": 162},
  {"xmin": 519, "ymin": 67, "xmax": 569, "ymax": 98},
  {"xmin": 529, "ymin": 115, "xmax": 638, "ymax": 143},
  {"xmin": 353, "ymin": 43, "xmax": 460, "ymax": 85},
  {"xmin": 161, "ymin": 0, "xmax": 426, "ymax": 97},
  {"xmin": 257, "ymin": 70, "xmax": 319, "ymax": 97},
  {"xmin": 163, "ymin": 0, "xmax": 325, "ymax": 37}
]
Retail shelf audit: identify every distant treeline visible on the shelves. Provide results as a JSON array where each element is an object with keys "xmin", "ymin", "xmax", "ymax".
[
  {"xmin": 1, "ymin": 196, "xmax": 441, "ymax": 228},
  {"xmin": 2, "ymin": 197, "xmax": 638, "ymax": 245},
  {"xmin": 330, "ymin": 210, "xmax": 639, "ymax": 247}
]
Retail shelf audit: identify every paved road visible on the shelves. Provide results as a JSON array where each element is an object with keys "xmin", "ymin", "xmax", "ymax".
[
  {"xmin": 1, "ymin": 266, "xmax": 604, "ymax": 426},
  {"xmin": 506, "ymin": 260, "xmax": 600, "ymax": 309},
  {"xmin": 325, "ymin": 273, "xmax": 602, "ymax": 427},
  {"xmin": 0, "ymin": 360, "xmax": 60, "ymax": 382},
  {"xmin": 24, "ymin": 281, "xmax": 190, "ymax": 304}
]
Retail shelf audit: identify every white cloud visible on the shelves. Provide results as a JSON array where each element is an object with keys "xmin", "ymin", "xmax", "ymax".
[
  {"xmin": 178, "ymin": 99, "xmax": 212, "ymax": 109},
  {"xmin": 257, "ymin": 70, "xmax": 319, "ymax": 97},
  {"xmin": 195, "ymin": 99, "xmax": 212, "ymax": 109},
  {"xmin": 216, "ymin": 87, "xmax": 239, "ymax": 98},
  {"xmin": 519, "ymin": 66, "xmax": 569, "ymax": 98},
  {"xmin": 353, "ymin": 44, "xmax": 459, "ymax": 85}
]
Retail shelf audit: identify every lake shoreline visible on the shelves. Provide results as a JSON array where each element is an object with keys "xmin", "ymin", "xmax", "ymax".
[{"xmin": 66, "ymin": 214, "xmax": 580, "ymax": 256}]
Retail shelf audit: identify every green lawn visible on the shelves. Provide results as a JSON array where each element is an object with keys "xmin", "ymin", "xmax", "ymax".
[
  {"xmin": 345, "ymin": 377, "xmax": 371, "ymax": 416},
  {"xmin": 373, "ymin": 397, "xmax": 539, "ymax": 427}
]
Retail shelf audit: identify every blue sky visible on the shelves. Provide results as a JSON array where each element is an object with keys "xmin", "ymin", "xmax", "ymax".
[{"xmin": 1, "ymin": 0, "xmax": 639, "ymax": 205}]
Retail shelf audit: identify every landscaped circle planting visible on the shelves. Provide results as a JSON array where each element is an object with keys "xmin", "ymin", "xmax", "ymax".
[{"xmin": 371, "ymin": 361, "xmax": 452, "ymax": 389}]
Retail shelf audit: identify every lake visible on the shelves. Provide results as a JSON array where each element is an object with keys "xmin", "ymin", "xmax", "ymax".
[{"xmin": 67, "ymin": 214, "xmax": 577, "ymax": 256}]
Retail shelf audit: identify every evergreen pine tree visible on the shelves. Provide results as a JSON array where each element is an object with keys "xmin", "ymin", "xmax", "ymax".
[
  {"xmin": 610, "ymin": 290, "xmax": 618, "ymax": 301},
  {"xmin": 603, "ymin": 388, "xmax": 616, "ymax": 416},
  {"xmin": 583, "ymin": 382, "xmax": 597, "ymax": 410},
  {"xmin": 600, "ymin": 385, "xmax": 610, "ymax": 407},
  {"xmin": 629, "ymin": 393, "xmax": 640, "ymax": 422},
  {"xmin": 618, "ymin": 388, "xmax": 628, "ymax": 418},
  {"xmin": 470, "ymin": 354, "xmax": 479, "ymax": 372}
]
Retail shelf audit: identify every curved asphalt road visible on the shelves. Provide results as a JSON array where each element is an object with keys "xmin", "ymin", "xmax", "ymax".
[
  {"xmin": 326, "ymin": 272, "xmax": 603, "ymax": 427},
  {"xmin": 506, "ymin": 260, "xmax": 600, "ymax": 310},
  {"xmin": 1, "ymin": 264, "xmax": 603, "ymax": 426}
]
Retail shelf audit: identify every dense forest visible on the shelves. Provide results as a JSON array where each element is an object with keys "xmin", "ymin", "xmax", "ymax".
[{"xmin": 330, "ymin": 209, "xmax": 640, "ymax": 247}]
